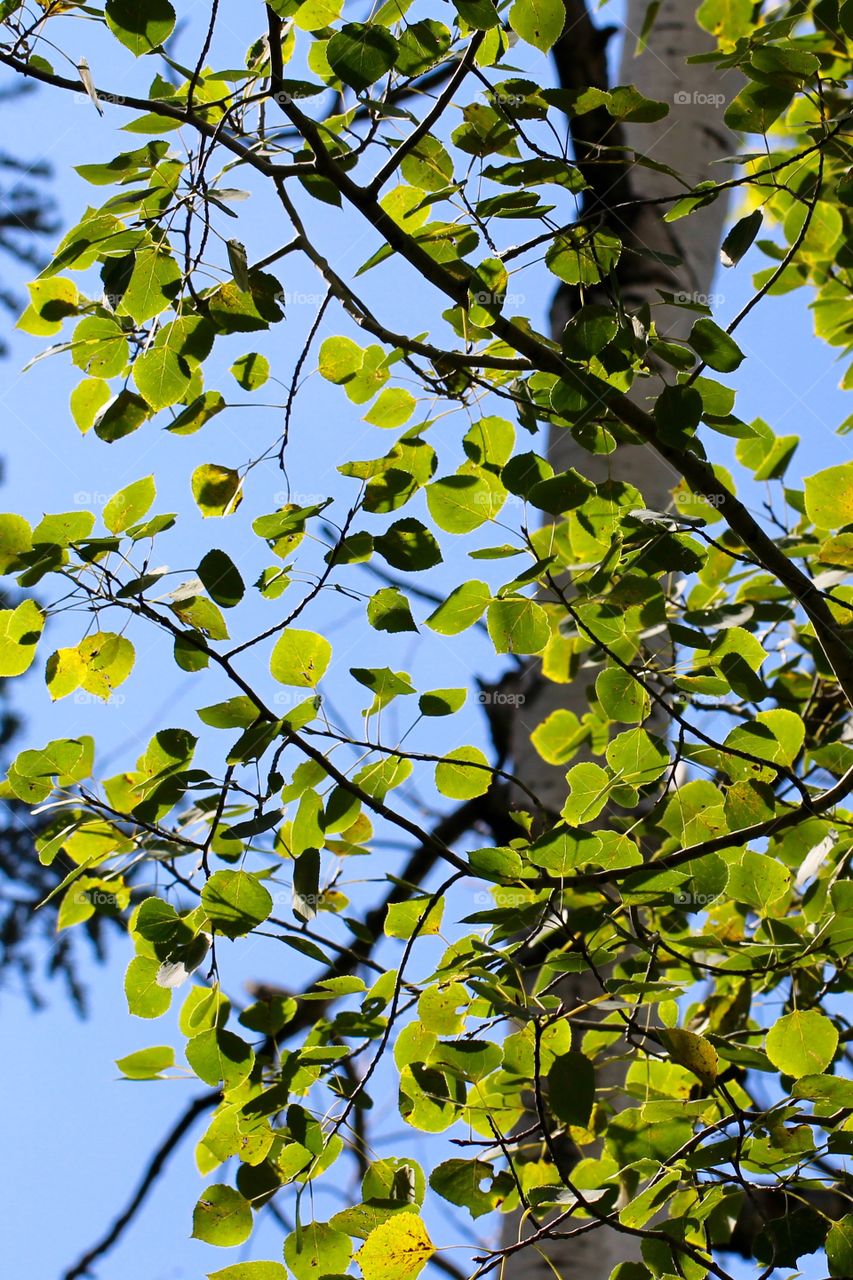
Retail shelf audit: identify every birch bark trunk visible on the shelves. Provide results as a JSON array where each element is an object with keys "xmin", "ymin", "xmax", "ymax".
[{"xmin": 503, "ymin": 4, "xmax": 740, "ymax": 1277}]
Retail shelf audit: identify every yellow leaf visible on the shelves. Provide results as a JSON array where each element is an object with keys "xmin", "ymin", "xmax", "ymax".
[
  {"xmin": 659, "ymin": 1028, "xmax": 718, "ymax": 1089},
  {"xmin": 357, "ymin": 1214, "xmax": 435, "ymax": 1280}
]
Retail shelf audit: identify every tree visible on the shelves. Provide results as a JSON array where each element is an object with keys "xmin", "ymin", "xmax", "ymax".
[{"xmin": 1, "ymin": 2, "xmax": 852, "ymax": 1280}]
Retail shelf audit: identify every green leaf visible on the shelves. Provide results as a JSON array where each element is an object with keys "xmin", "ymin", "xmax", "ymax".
[
  {"xmin": 230, "ymin": 352, "xmax": 270, "ymax": 390},
  {"xmin": 0, "ymin": 514, "xmax": 32, "ymax": 573},
  {"xmin": 94, "ymin": 390, "xmax": 150, "ymax": 443},
  {"xmin": 192, "ymin": 1184, "xmax": 253, "ymax": 1247},
  {"xmin": 452, "ymin": 0, "xmax": 500, "ymax": 30},
  {"xmin": 548, "ymin": 1052, "xmax": 595, "ymax": 1126},
  {"xmin": 531, "ymin": 709, "xmax": 586, "ymax": 766},
  {"xmin": 105, "ymin": 0, "xmax": 176, "ymax": 54},
  {"xmin": 487, "ymin": 596, "xmax": 549, "ymax": 654},
  {"xmin": 0, "ymin": 600, "xmax": 44, "ymax": 677},
  {"xmin": 118, "ymin": 246, "xmax": 181, "ymax": 323},
  {"xmin": 198, "ymin": 549, "xmax": 245, "ymax": 609},
  {"xmin": 528, "ymin": 470, "xmax": 593, "ymax": 515},
  {"xmin": 720, "ymin": 209, "xmax": 763, "ymax": 267},
  {"xmin": 826, "ymin": 1217, "xmax": 853, "ymax": 1279},
  {"xmin": 697, "ymin": 0, "xmax": 752, "ymax": 42},
  {"xmin": 115, "ymin": 1045, "xmax": 174, "ymax": 1078},
  {"xmin": 171, "ymin": 595, "xmax": 229, "ymax": 642},
  {"xmin": 509, "ymin": 0, "xmax": 564, "ymax": 52},
  {"xmin": 186, "ymin": 1027, "xmax": 255, "ymax": 1090},
  {"xmin": 103, "ymin": 476, "xmax": 156, "ymax": 534},
  {"xmin": 202, "ymin": 871, "xmax": 273, "ymax": 939},
  {"xmin": 765, "ymin": 1010, "xmax": 838, "ymax": 1079},
  {"xmin": 367, "ymin": 587, "xmax": 418, "ymax": 634},
  {"xmin": 688, "ymin": 319, "xmax": 744, "ymax": 372},
  {"xmin": 198, "ymin": 696, "xmax": 261, "ymax": 729},
  {"xmin": 435, "ymin": 747, "xmax": 491, "ymax": 800},
  {"xmin": 125, "ymin": 955, "xmax": 171, "ymax": 1019},
  {"xmin": 364, "ymin": 388, "xmax": 417, "ymax": 429},
  {"xmin": 595, "ymin": 668, "xmax": 649, "ymax": 723},
  {"xmin": 605, "ymin": 728, "xmax": 669, "ymax": 792},
  {"xmin": 426, "ymin": 580, "xmax": 490, "ymax": 635},
  {"xmin": 352, "ymin": 666, "xmax": 415, "ymax": 711},
  {"xmin": 804, "ymin": 462, "xmax": 853, "ymax": 530},
  {"xmin": 386, "ymin": 896, "xmax": 444, "ymax": 940},
  {"xmin": 396, "ymin": 20, "xmax": 453, "ymax": 77},
  {"xmin": 545, "ymin": 227, "xmax": 621, "ymax": 286},
  {"xmin": 426, "ymin": 473, "xmax": 499, "ymax": 533},
  {"xmin": 561, "ymin": 762, "xmax": 610, "ymax": 824},
  {"xmin": 208, "ymin": 1266, "xmax": 287, "ymax": 1280},
  {"xmin": 133, "ymin": 346, "xmax": 192, "ymax": 410},
  {"xmin": 429, "ymin": 1159, "xmax": 508, "ymax": 1219},
  {"xmin": 354, "ymin": 756, "xmax": 413, "ymax": 801},
  {"xmin": 168, "ymin": 391, "xmax": 226, "ymax": 435},
  {"xmin": 191, "ymin": 464, "xmax": 243, "ymax": 517},
  {"xmin": 327, "ymin": 24, "xmax": 399, "ymax": 92},
  {"xmin": 419, "ymin": 688, "xmax": 466, "ymax": 717},
  {"xmin": 270, "ymin": 628, "xmax": 332, "ymax": 688},
  {"xmin": 17, "ymin": 276, "xmax": 78, "ymax": 336},
  {"xmin": 375, "ymin": 518, "xmax": 441, "ymax": 572}
]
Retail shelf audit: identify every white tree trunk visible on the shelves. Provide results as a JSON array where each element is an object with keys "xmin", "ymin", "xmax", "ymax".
[
  {"xmin": 512, "ymin": 0, "xmax": 739, "ymax": 809},
  {"xmin": 504, "ymin": 5, "xmax": 740, "ymax": 1278}
]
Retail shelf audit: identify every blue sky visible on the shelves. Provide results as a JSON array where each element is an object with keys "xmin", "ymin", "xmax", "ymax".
[{"xmin": 0, "ymin": 2, "xmax": 848, "ymax": 1277}]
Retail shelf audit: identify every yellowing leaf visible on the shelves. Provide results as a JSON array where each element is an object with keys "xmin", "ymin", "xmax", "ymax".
[
  {"xmin": 358, "ymin": 1214, "xmax": 435, "ymax": 1280},
  {"xmin": 659, "ymin": 1028, "xmax": 718, "ymax": 1089},
  {"xmin": 191, "ymin": 464, "xmax": 243, "ymax": 518},
  {"xmin": 766, "ymin": 1009, "xmax": 838, "ymax": 1079},
  {"xmin": 0, "ymin": 600, "xmax": 44, "ymax": 677},
  {"xmin": 270, "ymin": 629, "xmax": 332, "ymax": 688}
]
